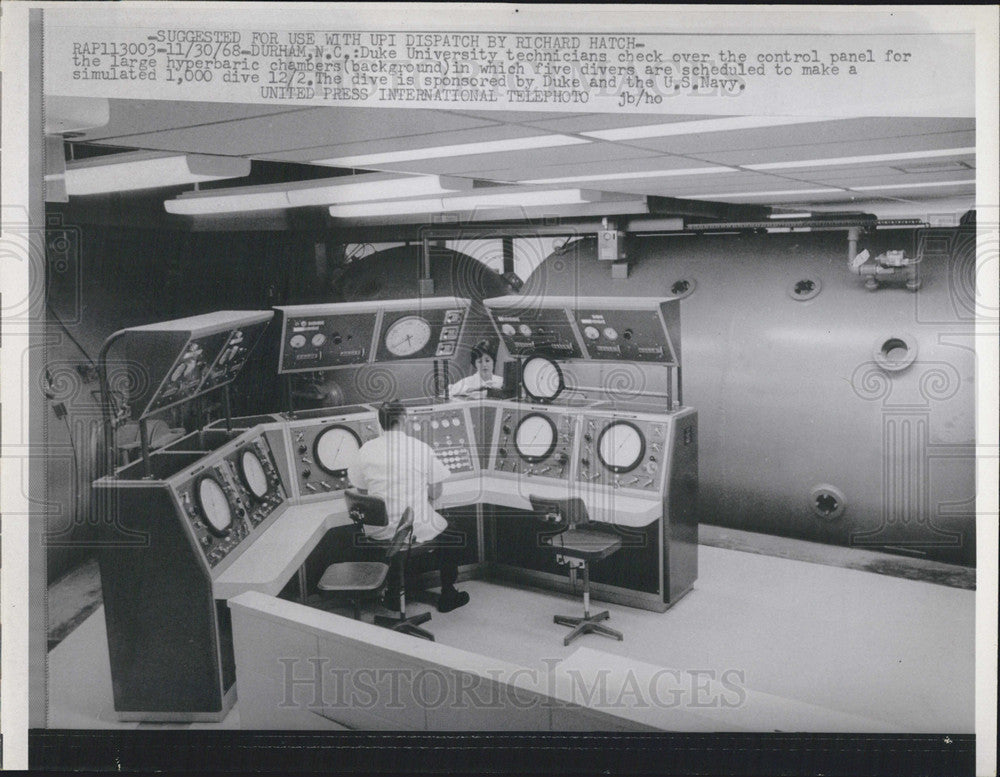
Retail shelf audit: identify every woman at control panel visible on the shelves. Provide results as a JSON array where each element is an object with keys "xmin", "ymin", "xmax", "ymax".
[{"xmin": 449, "ymin": 341, "xmax": 503, "ymax": 397}]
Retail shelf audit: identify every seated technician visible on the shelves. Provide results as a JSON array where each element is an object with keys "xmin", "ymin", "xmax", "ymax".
[
  {"xmin": 347, "ymin": 400, "xmax": 471, "ymax": 613},
  {"xmin": 448, "ymin": 341, "xmax": 503, "ymax": 397}
]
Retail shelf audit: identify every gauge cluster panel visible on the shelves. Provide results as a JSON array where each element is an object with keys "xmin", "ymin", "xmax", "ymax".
[
  {"xmin": 577, "ymin": 414, "xmax": 668, "ymax": 492},
  {"xmin": 116, "ymin": 310, "xmax": 274, "ymax": 420},
  {"xmin": 574, "ymin": 308, "xmax": 678, "ymax": 363},
  {"xmin": 285, "ymin": 409, "xmax": 381, "ymax": 499},
  {"xmin": 376, "ymin": 306, "xmax": 467, "ymax": 362},
  {"xmin": 491, "ymin": 307, "xmax": 583, "ymax": 360},
  {"xmin": 278, "ymin": 310, "xmax": 378, "ymax": 373},
  {"xmin": 173, "ymin": 432, "xmax": 287, "ymax": 569},
  {"xmin": 401, "ymin": 405, "xmax": 478, "ymax": 478},
  {"xmin": 491, "ymin": 405, "xmax": 576, "ymax": 481}
]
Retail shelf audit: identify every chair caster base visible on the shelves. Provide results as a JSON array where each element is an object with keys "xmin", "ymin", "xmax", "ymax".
[
  {"xmin": 554, "ymin": 610, "xmax": 623, "ymax": 646},
  {"xmin": 375, "ymin": 611, "xmax": 434, "ymax": 641}
]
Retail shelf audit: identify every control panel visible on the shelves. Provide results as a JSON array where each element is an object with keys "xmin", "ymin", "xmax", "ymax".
[
  {"xmin": 402, "ymin": 405, "xmax": 478, "ymax": 477},
  {"xmin": 491, "ymin": 405, "xmax": 576, "ymax": 481},
  {"xmin": 376, "ymin": 306, "xmax": 467, "ymax": 362},
  {"xmin": 174, "ymin": 433, "xmax": 287, "ymax": 569},
  {"xmin": 574, "ymin": 308, "xmax": 677, "ymax": 363},
  {"xmin": 279, "ymin": 311, "xmax": 378, "ymax": 372},
  {"xmin": 577, "ymin": 414, "xmax": 668, "ymax": 492},
  {"xmin": 285, "ymin": 410, "xmax": 381, "ymax": 498},
  {"xmin": 491, "ymin": 307, "xmax": 583, "ymax": 359}
]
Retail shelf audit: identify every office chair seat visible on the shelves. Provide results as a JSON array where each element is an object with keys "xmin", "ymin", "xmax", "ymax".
[
  {"xmin": 547, "ymin": 527, "xmax": 622, "ymax": 561},
  {"xmin": 317, "ymin": 561, "xmax": 389, "ymax": 593}
]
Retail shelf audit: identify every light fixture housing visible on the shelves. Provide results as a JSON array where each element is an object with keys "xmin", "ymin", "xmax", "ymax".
[
  {"xmin": 65, "ymin": 151, "xmax": 251, "ymax": 195},
  {"xmin": 164, "ymin": 173, "xmax": 474, "ymax": 215},
  {"xmin": 312, "ymin": 135, "xmax": 589, "ymax": 168}
]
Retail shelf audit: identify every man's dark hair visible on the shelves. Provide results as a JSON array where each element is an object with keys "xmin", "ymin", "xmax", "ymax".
[
  {"xmin": 470, "ymin": 340, "xmax": 495, "ymax": 367},
  {"xmin": 378, "ymin": 399, "xmax": 406, "ymax": 431}
]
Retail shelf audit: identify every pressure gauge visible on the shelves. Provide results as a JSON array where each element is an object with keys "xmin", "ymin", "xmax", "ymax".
[
  {"xmin": 597, "ymin": 421, "xmax": 645, "ymax": 473},
  {"xmin": 501, "ymin": 323, "xmax": 516, "ymax": 336},
  {"xmin": 518, "ymin": 323, "xmax": 533, "ymax": 337},
  {"xmin": 197, "ymin": 476, "xmax": 233, "ymax": 536},
  {"xmin": 314, "ymin": 425, "xmax": 361, "ymax": 475},
  {"xmin": 514, "ymin": 413, "xmax": 557, "ymax": 462},
  {"xmin": 384, "ymin": 315, "xmax": 432, "ymax": 357},
  {"xmin": 311, "ymin": 333, "xmax": 327, "ymax": 347},
  {"xmin": 603, "ymin": 327, "xmax": 619, "ymax": 341},
  {"xmin": 239, "ymin": 449, "xmax": 269, "ymax": 499},
  {"xmin": 521, "ymin": 355, "xmax": 564, "ymax": 402},
  {"xmin": 583, "ymin": 326, "xmax": 600, "ymax": 340},
  {"xmin": 289, "ymin": 334, "xmax": 307, "ymax": 349}
]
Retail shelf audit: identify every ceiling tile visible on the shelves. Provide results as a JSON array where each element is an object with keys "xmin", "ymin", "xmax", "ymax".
[{"xmin": 783, "ymin": 168, "xmax": 976, "ymax": 188}]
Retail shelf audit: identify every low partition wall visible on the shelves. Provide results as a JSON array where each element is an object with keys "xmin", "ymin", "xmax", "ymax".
[{"xmin": 229, "ymin": 592, "xmax": 657, "ymax": 732}]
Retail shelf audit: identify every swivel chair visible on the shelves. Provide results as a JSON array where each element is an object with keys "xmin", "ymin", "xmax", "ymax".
[
  {"xmin": 318, "ymin": 490, "xmax": 433, "ymax": 641},
  {"xmin": 529, "ymin": 495, "xmax": 624, "ymax": 647}
]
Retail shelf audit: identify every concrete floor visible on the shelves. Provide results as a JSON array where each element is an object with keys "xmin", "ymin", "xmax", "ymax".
[{"xmin": 46, "ymin": 542, "xmax": 975, "ymax": 733}]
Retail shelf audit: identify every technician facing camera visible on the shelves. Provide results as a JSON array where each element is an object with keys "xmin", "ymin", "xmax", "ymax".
[{"xmin": 449, "ymin": 342, "xmax": 503, "ymax": 397}]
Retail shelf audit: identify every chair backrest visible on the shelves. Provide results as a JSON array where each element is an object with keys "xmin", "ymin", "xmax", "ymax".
[
  {"xmin": 344, "ymin": 489, "xmax": 390, "ymax": 528},
  {"xmin": 528, "ymin": 495, "xmax": 590, "ymax": 531},
  {"xmin": 384, "ymin": 507, "xmax": 415, "ymax": 562}
]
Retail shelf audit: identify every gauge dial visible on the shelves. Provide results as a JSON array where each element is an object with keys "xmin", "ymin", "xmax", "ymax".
[
  {"xmin": 384, "ymin": 315, "xmax": 432, "ymax": 357},
  {"xmin": 289, "ymin": 334, "xmax": 307, "ymax": 349},
  {"xmin": 501, "ymin": 323, "xmax": 516, "ymax": 336},
  {"xmin": 514, "ymin": 413, "xmax": 557, "ymax": 462},
  {"xmin": 603, "ymin": 327, "xmax": 619, "ymax": 341},
  {"xmin": 314, "ymin": 426, "xmax": 361, "ymax": 475},
  {"xmin": 311, "ymin": 333, "xmax": 327, "ymax": 347},
  {"xmin": 518, "ymin": 324, "xmax": 533, "ymax": 337},
  {"xmin": 197, "ymin": 476, "xmax": 233, "ymax": 536},
  {"xmin": 521, "ymin": 355, "xmax": 564, "ymax": 401},
  {"xmin": 597, "ymin": 421, "xmax": 645, "ymax": 473},
  {"xmin": 239, "ymin": 449, "xmax": 269, "ymax": 499},
  {"xmin": 583, "ymin": 325, "xmax": 600, "ymax": 340}
]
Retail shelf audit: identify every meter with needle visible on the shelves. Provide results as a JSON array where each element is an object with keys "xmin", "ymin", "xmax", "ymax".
[{"xmin": 514, "ymin": 413, "xmax": 557, "ymax": 462}]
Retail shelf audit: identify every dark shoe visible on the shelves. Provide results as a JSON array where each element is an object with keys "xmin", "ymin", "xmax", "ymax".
[{"xmin": 437, "ymin": 589, "xmax": 470, "ymax": 613}]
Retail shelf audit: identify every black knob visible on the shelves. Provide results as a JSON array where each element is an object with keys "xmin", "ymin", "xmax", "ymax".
[
  {"xmin": 557, "ymin": 452, "xmax": 568, "ymax": 464},
  {"xmin": 498, "ymin": 448, "xmax": 507, "ymax": 457},
  {"xmin": 581, "ymin": 458, "xmax": 590, "ymax": 467},
  {"xmin": 298, "ymin": 444, "xmax": 308, "ymax": 454},
  {"xmin": 302, "ymin": 468, "xmax": 312, "ymax": 479},
  {"xmin": 584, "ymin": 434, "xmax": 592, "ymax": 443},
  {"xmin": 502, "ymin": 425, "xmax": 511, "ymax": 435}
]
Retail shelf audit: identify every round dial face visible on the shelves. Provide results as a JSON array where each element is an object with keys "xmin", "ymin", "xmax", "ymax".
[
  {"xmin": 521, "ymin": 356, "xmax": 563, "ymax": 401},
  {"xmin": 583, "ymin": 325, "xmax": 600, "ymax": 340},
  {"xmin": 240, "ymin": 449, "xmax": 269, "ymax": 499},
  {"xmin": 197, "ymin": 476, "xmax": 233, "ymax": 536},
  {"xmin": 311, "ymin": 333, "xmax": 327, "ymax": 347},
  {"xmin": 514, "ymin": 413, "xmax": 557, "ymax": 462},
  {"xmin": 289, "ymin": 334, "xmax": 306, "ymax": 349},
  {"xmin": 384, "ymin": 316, "xmax": 432, "ymax": 357},
  {"xmin": 314, "ymin": 426, "xmax": 361, "ymax": 475},
  {"xmin": 518, "ymin": 324, "xmax": 533, "ymax": 337},
  {"xmin": 597, "ymin": 421, "xmax": 646, "ymax": 473},
  {"xmin": 603, "ymin": 327, "xmax": 619, "ymax": 341},
  {"xmin": 501, "ymin": 323, "xmax": 516, "ymax": 336}
]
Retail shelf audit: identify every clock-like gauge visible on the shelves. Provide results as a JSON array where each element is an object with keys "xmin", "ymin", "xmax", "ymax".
[
  {"xmin": 603, "ymin": 327, "xmax": 619, "ymax": 341},
  {"xmin": 239, "ymin": 449, "xmax": 270, "ymax": 499},
  {"xmin": 289, "ymin": 334, "xmax": 307, "ymax": 349},
  {"xmin": 501, "ymin": 323, "xmax": 516, "ymax": 336},
  {"xmin": 521, "ymin": 355, "xmax": 564, "ymax": 402},
  {"xmin": 514, "ymin": 413, "xmax": 557, "ymax": 462},
  {"xmin": 597, "ymin": 421, "xmax": 646, "ymax": 473},
  {"xmin": 311, "ymin": 333, "xmax": 327, "ymax": 347},
  {"xmin": 583, "ymin": 325, "xmax": 600, "ymax": 340},
  {"xmin": 384, "ymin": 315, "xmax": 432, "ymax": 357},
  {"xmin": 518, "ymin": 323, "xmax": 533, "ymax": 337},
  {"xmin": 314, "ymin": 425, "xmax": 361, "ymax": 475},
  {"xmin": 196, "ymin": 476, "xmax": 233, "ymax": 536}
]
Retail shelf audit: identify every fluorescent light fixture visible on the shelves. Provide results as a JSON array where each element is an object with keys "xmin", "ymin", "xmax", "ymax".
[
  {"xmin": 769, "ymin": 212, "xmax": 813, "ymax": 219},
  {"xmin": 848, "ymin": 179, "xmax": 974, "ymax": 192},
  {"xmin": 165, "ymin": 174, "xmax": 472, "ymax": 215},
  {"xmin": 328, "ymin": 187, "xmax": 618, "ymax": 218},
  {"xmin": 580, "ymin": 116, "xmax": 836, "ymax": 142},
  {"xmin": 745, "ymin": 147, "xmax": 976, "ymax": 171},
  {"xmin": 312, "ymin": 135, "xmax": 589, "ymax": 167},
  {"xmin": 677, "ymin": 188, "xmax": 843, "ymax": 199},
  {"xmin": 65, "ymin": 151, "xmax": 250, "ymax": 195},
  {"xmin": 520, "ymin": 166, "xmax": 735, "ymax": 185}
]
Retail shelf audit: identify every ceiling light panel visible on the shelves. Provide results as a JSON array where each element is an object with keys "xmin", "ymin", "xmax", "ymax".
[
  {"xmin": 313, "ymin": 134, "xmax": 589, "ymax": 167},
  {"xmin": 581, "ymin": 115, "xmax": 835, "ymax": 141},
  {"xmin": 65, "ymin": 152, "xmax": 251, "ymax": 195}
]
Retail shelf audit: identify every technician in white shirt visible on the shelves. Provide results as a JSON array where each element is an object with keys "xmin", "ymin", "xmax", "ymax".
[
  {"xmin": 348, "ymin": 400, "xmax": 470, "ymax": 613},
  {"xmin": 449, "ymin": 342, "xmax": 503, "ymax": 397}
]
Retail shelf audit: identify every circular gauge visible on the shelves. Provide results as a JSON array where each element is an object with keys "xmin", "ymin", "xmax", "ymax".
[
  {"xmin": 583, "ymin": 325, "xmax": 600, "ymax": 340},
  {"xmin": 197, "ymin": 476, "xmax": 233, "ymax": 536},
  {"xmin": 239, "ymin": 449, "xmax": 269, "ymax": 499},
  {"xmin": 314, "ymin": 425, "xmax": 361, "ymax": 475},
  {"xmin": 514, "ymin": 413, "xmax": 557, "ymax": 462},
  {"xmin": 501, "ymin": 323, "xmax": 516, "ymax": 336},
  {"xmin": 521, "ymin": 355, "xmax": 564, "ymax": 402},
  {"xmin": 597, "ymin": 421, "xmax": 646, "ymax": 473},
  {"xmin": 311, "ymin": 333, "xmax": 327, "ymax": 347},
  {"xmin": 384, "ymin": 315, "xmax": 432, "ymax": 357},
  {"xmin": 289, "ymin": 334, "xmax": 307, "ymax": 349},
  {"xmin": 518, "ymin": 324, "xmax": 533, "ymax": 337},
  {"xmin": 603, "ymin": 327, "xmax": 619, "ymax": 341}
]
